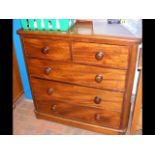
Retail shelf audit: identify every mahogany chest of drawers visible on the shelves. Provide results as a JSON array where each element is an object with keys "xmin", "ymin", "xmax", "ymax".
[{"xmin": 18, "ymin": 21, "xmax": 141, "ymax": 134}]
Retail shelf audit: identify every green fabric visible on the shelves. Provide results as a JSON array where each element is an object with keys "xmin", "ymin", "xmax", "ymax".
[
  {"xmin": 21, "ymin": 19, "xmax": 29, "ymax": 30},
  {"xmin": 51, "ymin": 19, "xmax": 57, "ymax": 30},
  {"xmin": 20, "ymin": 19, "xmax": 76, "ymax": 32},
  {"xmin": 36, "ymin": 19, "xmax": 42, "ymax": 30},
  {"xmin": 28, "ymin": 19, "xmax": 35, "ymax": 30}
]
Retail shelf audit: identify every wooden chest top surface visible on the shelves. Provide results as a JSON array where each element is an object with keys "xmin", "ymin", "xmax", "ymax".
[{"xmin": 18, "ymin": 22, "xmax": 141, "ymax": 45}]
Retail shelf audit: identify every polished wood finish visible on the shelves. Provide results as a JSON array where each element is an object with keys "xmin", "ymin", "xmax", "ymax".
[
  {"xmin": 36, "ymin": 100, "xmax": 121, "ymax": 129},
  {"xmin": 18, "ymin": 21, "xmax": 141, "ymax": 134},
  {"xmin": 72, "ymin": 42, "xmax": 130, "ymax": 69},
  {"xmin": 28, "ymin": 58, "xmax": 126, "ymax": 92},
  {"xmin": 130, "ymin": 49, "xmax": 142, "ymax": 134},
  {"xmin": 31, "ymin": 78, "xmax": 123, "ymax": 112},
  {"xmin": 13, "ymin": 46, "xmax": 23, "ymax": 106},
  {"xmin": 23, "ymin": 38, "xmax": 71, "ymax": 61}
]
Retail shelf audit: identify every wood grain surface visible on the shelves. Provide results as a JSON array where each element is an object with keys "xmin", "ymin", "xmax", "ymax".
[{"xmin": 28, "ymin": 58, "xmax": 127, "ymax": 92}]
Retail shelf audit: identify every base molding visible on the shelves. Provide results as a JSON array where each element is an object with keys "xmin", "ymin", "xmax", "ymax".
[{"xmin": 35, "ymin": 110, "xmax": 127, "ymax": 135}]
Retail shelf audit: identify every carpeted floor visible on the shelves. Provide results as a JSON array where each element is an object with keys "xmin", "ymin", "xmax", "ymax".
[{"xmin": 13, "ymin": 95, "xmax": 142, "ymax": 135}]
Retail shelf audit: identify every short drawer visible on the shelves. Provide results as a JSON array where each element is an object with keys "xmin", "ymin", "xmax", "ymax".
[
  {"xmin": 23, "ymin": 38, "xmax": 71, "ymax": 61},
  {"xmin": 72, "ymin": 42, "xmax": 130, "ymax": 69},
  {"xmin": 31, "ymin": 78, "xmax": 123, "ymax": 112},
  {"xmin": 36, "ymin": 100, "xmax": 121, "ymax": 129},
  {"xmin": 28, "ymin": 58, "xmax": 127, "ymax": 92}
]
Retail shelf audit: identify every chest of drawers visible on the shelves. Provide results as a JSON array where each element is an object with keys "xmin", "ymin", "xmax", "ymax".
[{"xmin": 18, "ymin": 21, "xmax": 141, "ymax": 134}]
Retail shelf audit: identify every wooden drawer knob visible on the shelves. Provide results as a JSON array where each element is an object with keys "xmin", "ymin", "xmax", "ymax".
[
  {"xmin": 95, "ymin": 74, "xmax": 103, "ymax": 83},
  {"xmin": 95, "ymin": 51, "xmax": 104, "ymax": 60},
  {"xmin": 94, "ymin": 96, "xmax": 102, "ymax": 104},
  {"xmin": 51, "ymin": 104, "xmax": 57, "ymax": 112},
  {"xmin": 41, "ymin": 46, "xmax": 49, "ymax": 54},
  {"xmin": 44, "ymin": 67, "xmax": 52, "ymax": 75},
  {"xmin": 47, "ymin": 88, "xmax": 54, "ymax": 95},
  {"xmin": 95, "ymin": 113, "xmax": 101, "ymax": 121}
]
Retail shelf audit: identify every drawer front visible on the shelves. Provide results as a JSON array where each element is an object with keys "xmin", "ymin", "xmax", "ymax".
[
  {"xmin": 23, "ymin": 38, "xmax": 71, "ymax": 61},
  {"xmin": 36, "ymin": 100, "xmax": 121, "ymax": 129},
  {"xmin": 72, "ymin": 42, "xmax": 130, "ymax": 69},
  {"xmin": 28, "ymin": 58, "xmax": 127, "ymax": 92},
  {"xmin": 31, "ymin": 78, "xmax": 123, "ymax": 112}
]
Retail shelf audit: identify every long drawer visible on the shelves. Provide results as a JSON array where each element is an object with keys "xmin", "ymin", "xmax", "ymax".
[
  {"xmin": 36, "ymin": 100, "xmax": 121, "ymax": 129},
  {"xmin": 28, "ymin": 58, "xmax": 127, "ymax": 92},
  {"xmin": 23, "ymin": 38, "xmax": 71, "ymax": 61},
  {"xmin": 31, "ymin": 78, "xmax": 123, "ymax": 112},
  {"xmin": 72, "ymin": 42, "xmax": 130, "ymax": 69}
]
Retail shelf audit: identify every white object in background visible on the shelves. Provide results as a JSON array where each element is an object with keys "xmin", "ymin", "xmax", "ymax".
[
  {"xmin": 92, "ymin": 19, "xmax": 106, "ymax": 32},
  {"xmin": 122, "ymin": 19, "xmax": 142, "ymax": 38},
  {"xmin": 41, "ymin": 19, "xmax": 44, "ymax": 29},
  {"xmin": 132, "ymin": 44, "xmax": 142, "ymax": 96},
  {"xmin": 34, "ymin": 20, "xmax": 37, "ymax": 28},
  {"xmin": 56, "ymin": 19, "xmax": 60, "ymax": 29},
  {"xmin": 92, "ymin": 19, "xmax": 137, "ymax": 37},
  {"xmin": 69, "ymin": 20, "xmax": 72, "ymax": 27}
]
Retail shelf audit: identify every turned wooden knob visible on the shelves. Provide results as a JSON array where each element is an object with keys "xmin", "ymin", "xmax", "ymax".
[
  {"xmin": 95, "ymin": 75, "xmax": 103, "ymax": 83},
  {"xmin": 41, "ymin": 46, "xmax": 49, "ymax": 54},
  {"xmin": 94, "ymin": 96, "xmax": 102, "ymax": 104},
  {"xmin": 47, "ymin": 88, "xmax": 53, "ymax": 95},
  {"xmin": 95, "ymin": 51, "xmax": 104, "ymax": 60},
  {"xmin": 95, "ymin": 113, "xmax": 101, "ymax": 121},
  {"xmin": 51, "ymin": 104, "xmax": 57, "ymax": 111},
  {"xmin": 44, "ymin": 67, "xmax": 52, "ymax": 75}
]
